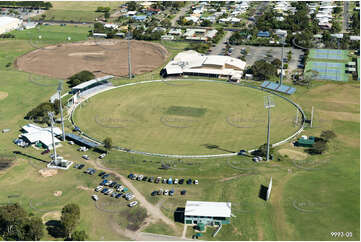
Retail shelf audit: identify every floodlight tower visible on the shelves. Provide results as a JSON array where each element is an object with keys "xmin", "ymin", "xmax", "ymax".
[
  {"xmin": 279, "ymin": 34, "xmax": 286, "ymax": 86},
  {"xmin": 48, "ymin": 112, "xmax": 57, "ymax": 163},
  {"xmin": 57, "ymin": 81, "xmax": 65, "ymax": 141},
  {"xmin": 127, "ymin": 31, "xmax": 133, "ymax": 79},
  {"xmin": 264, "ymin": 96, "xmax": 275, "ymax": 162}
]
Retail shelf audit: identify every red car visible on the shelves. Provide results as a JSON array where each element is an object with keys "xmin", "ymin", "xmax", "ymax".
[{"xmin": 41, "ymin": 149, "xmax": 50, "ymax": 155}]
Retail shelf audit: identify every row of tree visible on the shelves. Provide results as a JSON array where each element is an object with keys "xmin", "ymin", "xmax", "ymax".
[
  {"xmin": 0, "ymin": 1, "xmax": 52, "ymax": 9},
  {"xmin": 24, "ymin": 99, "xmax": 62, "ymax": 123}
]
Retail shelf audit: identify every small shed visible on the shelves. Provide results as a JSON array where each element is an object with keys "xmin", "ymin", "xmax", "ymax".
[{"xmin": 294, "ymin": 136, "xmax": 315, "ymax": 147}]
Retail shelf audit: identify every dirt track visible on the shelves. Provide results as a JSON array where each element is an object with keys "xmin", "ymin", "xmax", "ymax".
[{"xmin": 16, "ymin": 40, "xmax": 168, "ymax": 79}]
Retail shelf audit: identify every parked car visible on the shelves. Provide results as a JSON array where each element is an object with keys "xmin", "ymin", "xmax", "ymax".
[
  {"xmin": 179, "ymin": 178, "xmax": 184, "ymax": 184},
  {"xmin": 105, "ymin": 189, "xmax": 113, "ymax": 195},
  {"xmin": 89, "ymin": 169, "xmax": 96, "ymax": 175},
  {"xmin": 82, "ymin": 155, "xmax": 89, "ymax": 160},
  {"xmin": 92, "ymin": 195, "xmax": 99, "ymax": 201},
  {"xmin": 126, "ymin": 194, "xmax": 135, "ymax": 200},
  {"xmin": 78, "ymin": 164, "xmax": 85, "ymax": 169},
  {"xmin": 132, "ymin": 174, "xmax": 138, "ymax": 180},
  {"xmin": 151, "ymin": 191, "xmax": 158, "ymax": 196},
  {"xmin": 95, "ymin": 185, "xmax": 103, "ymax": 192},
  {"xmin": 162, "ymin": 178, "xmax": 167, "ymax": 183},
  {"xmin": 109, "ymin": 182, "xmax": 117, "ymax": 187},
  {"xmin": 128, "ymin": 201, "xmax": 138, "ymax": 207},
  {"xmin": 98, "ymin": 172, "xmax": 106, "ymax": 177},
  {"xmin": 186, "ymin": 179, "xmax": 192, "ymax": 184},
  {"xmin": 155, "ymin": 177, "xmax": 161, "ymax": 183},
  {"xmin": 115, "ymin": 193, "xmax": 122, "ymax": 199},
  {"xmin": 167, "ymin": 178, "xmax": 173, "ymax": 184},
  {"xmin": 116, "ymin": 185, "xmax": 124, "ymax": 192},
  {"xmin": 148, "ymin": 176, "xmax": 155, "ymax": 183},
  {"xmin": 174, "ymin": 178, "xmax": 179, "ymax": 184},
  {"xmin": 41, "ymin": 149, "xmax": 50, "ymax": 155},
  {"xmin": 181, "ymin": 190, "xmax": 187, "ymax": 195},
  {"xmin": 158, "ymin": 189, "xmax": 163, "ymax": 195},
  {"xmin": 137, "ymin": 175, "xmax": 144, "ymax": 181},
  {"xmin": 68, "ymin": 141, "xmax": 74, "ymax": 145},
  {"xmin": 99, "ymin": 153, "xmax": 106, "ymax": 159},
  {"xmin": 105, "ymin": 180, "xmax": 112, "ymax": 186},
  {"xmin": 128, "ymin": 173, "xmax": 134, "ymax": 179},
  {"xmin": 102, "ymin": 174, "xmax": 110, "ymax": 179},
  {"xmin": 101, "ymin": 188, "xmax": 108, "ymax": 193},
  {"xmin": 164, "ymin": 190, "xmax": 169, "ymax": 196},
  {"xmin": 194, "ymin": 180, "xmax": 199, "ymax": 185},
  {"xmin": 74, "ymin": 163, "xmax": 80, "ymax": 169},
  {"xmin": 100, "ymin": 179, "xmax": 107, "ymax": 186},
  {"xmin": 111, "ymin": 192, "xmax": 118, "ymax": 198},
  {"xmin": 114, "ymin": 184, "xmax": 121, "ymax": 190},
  {"xmin": 169, "ymin": 189, "xmax": 174, "ymax": 196}
]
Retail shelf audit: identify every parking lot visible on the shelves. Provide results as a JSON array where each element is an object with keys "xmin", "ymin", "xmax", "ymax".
[{"xmin": 230, "ymin": 45, "xmax": 304, "ymax": 71}]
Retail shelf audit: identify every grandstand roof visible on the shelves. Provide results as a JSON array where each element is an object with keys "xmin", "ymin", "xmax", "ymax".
[
  {"xmin": 65, "ymin": 133, "xmax": 99, "ymax": 148},
  {"xmin": 72, "ymin": 75, "xmax": 114, "ymax": 91},
  {"xmin": 185, "ymin": 201, "xmax": 231, "ymax": 218},
  {"xmin": 261, "ymin": 81, "xmax": 296, "ymax": 95}
]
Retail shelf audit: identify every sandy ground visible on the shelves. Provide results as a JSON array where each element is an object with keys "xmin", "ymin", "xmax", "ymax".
[
  {"xmin": 16, "ymin": 40, "xmax": 168, "ymax": 79},
  {"xmin": 39, "ymin": 168, "xmax": 58, "ymax": 177},
  {"xmin": 278, "ymin": 149, "xmax": 308, "ymax": 160},
  {"xmin": 77, "ymin": 185, "xmax": 92, "ymax": 191},
  {"xmin": 0, "ymin": 91, "xmax": 8, "ymax": 100},
  {"xmin": 41, "ymin": 211, "xmax": 61, "ymax": 224}
]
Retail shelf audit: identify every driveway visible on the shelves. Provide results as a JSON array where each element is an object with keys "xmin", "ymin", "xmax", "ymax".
[{"xmin": 209, "ymin": 31, "xmax": 232, "ymax": 55}]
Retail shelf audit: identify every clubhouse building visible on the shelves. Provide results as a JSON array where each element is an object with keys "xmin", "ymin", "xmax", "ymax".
[{"xmin": 184, "ymin": 201, "xmax": 231, "ymax": 226}]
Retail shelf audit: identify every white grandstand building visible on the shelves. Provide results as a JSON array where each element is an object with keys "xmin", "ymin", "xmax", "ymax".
[
  {"xmin": 0, "ymin": 16, "xmax": 22, "ymax": 34},
  {"xmin": 161, "ymin": 50, "xmax": 246, "ymax": 80}
]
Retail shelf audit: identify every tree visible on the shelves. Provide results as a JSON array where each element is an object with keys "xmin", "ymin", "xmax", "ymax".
[
  {"xmin": 67, "ymin": 70, "xmax": 95, "ymax": 88},
  {"xmin": 94, "ymin": 22, "xmax": 105, "ymax": 33},
  {"xmin": 333, "ymin": 6, "xmax": 342, "ymax": 14},
  {"xmin": 104, "ymin": 137, "xmax": 112, "ymax": 151},
  {"xmin": 104, "ymin": 11, "xmax": 110, "ymax": 19},
  {"xmin": 307, "ymin": 140, "xmax": 327, "ymax": 155},
  {"xmin": 303, "ymin": 69, "xmax": 318, "ymax": 88},
  {"xmin": 251, "ymin": 143, "xmax": 274, "ymax": 158},
  {"xmin": 61, "ymin": 204, "xmax": 80, "ymax": 239},
  {"xmin": 127, "ymin": 1, "xmax": 138, "ymax": 11},
  {"xmin": 72, "ymin": 230, "xmax": 88, "ymax": 241},
  {"xmin": 251, "ymin": 60, "xmax": 277, "ymax": 80},
  {"xmin": 271, "ymin": 58, "xmax": 282, "ymax": 68},
  {"xmin": 200, "ymin": 20, "xmax": 212, "ymax": 27},
  {"xmin": 24, "ymin": 217, "xmax": 44, "ymax": 241},
  {"xmin": 320, "ymin": 130, "xmax": 336, "ymax": 141}
]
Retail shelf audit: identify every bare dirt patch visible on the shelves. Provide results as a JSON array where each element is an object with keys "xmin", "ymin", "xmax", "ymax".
[
  {"xmin": 0, "ymin": 91, "xmax": 8, "ymax": 100},
  {"xmin": 39, "ymin": 168, "xmax": 58, "ymax": 177},
  {"xmin": 278, "ymin": 149, "xmax": 308, "ymax": 160},
  {"xmin": 77, "ymin": 185, "xmax": 92, "ymax": 191},
  {"xmin": 53, "ymin": 191, "xmax": 62, "ymax": 197},
  {"xmin": 41, "ymin": 211, "xmax": 61, "ymax": 224},
  {"xmin": 16, "ymin": 40, "xmax": 168, "ymax": 79}
]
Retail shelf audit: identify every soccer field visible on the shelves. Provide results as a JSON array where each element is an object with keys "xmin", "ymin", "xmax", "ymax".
[{"xmin": 73, "ymin": 80, "xmax": 300, "ymax": 155}]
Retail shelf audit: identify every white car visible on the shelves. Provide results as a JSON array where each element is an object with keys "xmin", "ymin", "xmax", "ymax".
[
  {"xmin": 99, "ymin": 153, "xmax": 106, "ymax": 159},
  {"xmin": 68, "ymin": 141, "xmax": 74, "ymax": 145},
  {"xmin": 116, "ymin": 185, "xmax": 124, "ymax": 192},
  {"xmin": 128, "ymin": 201, "xmax": 138, "ymax": 207},
  {"xmin": 174, "ymin": 178, "xmax": 179, "ymax": 184},
  {"xmin": 164, "ymin": 190, "xmax": 169, "ymax": 196},
  {"xmin": 105, "ymin": 180, "xmax": 112, "ymax": 186},
  {"xmin": 82, "ymin": 155, "xmax": 89, "ymax": 160},
  {"xmin": 95, "ymin": 185, "xmax": 103, "ymax": 192},
  {"xmin": 78, "ymin": 146, "xmax": 88, "ymax": 152},
  {"xmin": 105, "ymin": 189, "xmax": 113, "ymax": 195},
  {"xmin": 126, "ymin": 194, "xmax": 135, "ymax": 200},
  {"xmin": 137, "ymin": 175, "xmax": 144, "ymax": 181},
  {"xmin": 194, "ymin": 180, "xmax": 199, "ymax": 185},
  {"xmin": 92, "ymin": 195, "xmax": 99, "ymax": 201}
]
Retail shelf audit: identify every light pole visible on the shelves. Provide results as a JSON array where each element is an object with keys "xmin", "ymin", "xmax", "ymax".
[
  {"xmin": 57, "ymin": 81, "xmax": 65, "ymax": 141},
  {"xmin": 264, "ymin": 96, "xmax": 275, "ymax": 161},
  {"xmin": 127, "ymin": 31, "xmax": 133, "ymax": 79},
  {"xmin": 48, "ymin": 112, "xmax": 57, "ymax": 163},
  {"xmin": 279, "ymin": 35, "xmax": 286, "ymax": 86}
]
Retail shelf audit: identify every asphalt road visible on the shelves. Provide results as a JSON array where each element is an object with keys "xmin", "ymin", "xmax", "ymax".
[
  {"xmin": 171, "ymin": 2, "xmax": 190, "ymax": 26},
  {"xmin": 209, "ymin": 31, "xmax": 232, "ymax": 55}
]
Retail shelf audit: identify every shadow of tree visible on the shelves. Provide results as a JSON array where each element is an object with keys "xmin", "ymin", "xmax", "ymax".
[{"xmin": 46, "ymin": 220, "xmax": 65, "ymax": 239}]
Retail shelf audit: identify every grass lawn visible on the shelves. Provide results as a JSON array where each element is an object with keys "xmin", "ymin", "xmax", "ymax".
[{"xmin": 73, "ymin": 80, "xmax": 299, "ymax": 155}]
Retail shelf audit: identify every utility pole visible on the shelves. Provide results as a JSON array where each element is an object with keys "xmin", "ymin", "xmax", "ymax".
[
  {"xmin": 57, "ymin": 81, "xmax": 65, "ymax": 141},
  {"xmin": 48, "ymin": 112, "xmax": 57, "ymax": 163},
  {"xmin": 310, "ymin": 106, "xmax": 314, "ymax": 128},
  {"xmin": 264, "ymin": 96, "xmax": 275, "ymax": 161}
]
